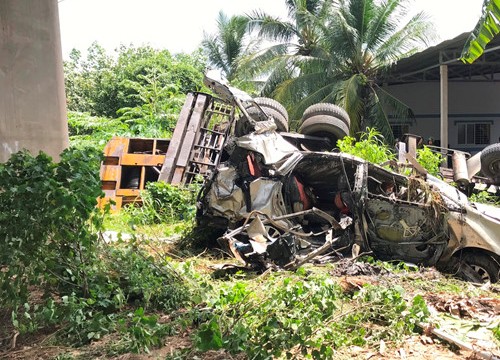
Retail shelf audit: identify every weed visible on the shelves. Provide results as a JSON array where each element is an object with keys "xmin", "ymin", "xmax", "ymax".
[
  {"xmin": 416, "ymin": 146, "xmax": 444, "ymax": 176},
  {"xmin": 337, "ymin": 127, "xmax": 395, "ymax": 165},
  {"xmin": 470, "ymin": 191, "xmax": 500, "ymax": 205},
  {"xmin": 116, "ymin": 307, "xmax": 174, "ymax": 353},
  {"xmin": 124, "ymin": 182, "xmax": 198, "ymax": 226}
]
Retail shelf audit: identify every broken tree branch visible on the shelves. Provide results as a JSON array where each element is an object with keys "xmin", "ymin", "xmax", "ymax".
[{"xmin": 418, "ymin": 322, "xmax": 500, "ymax": 360}]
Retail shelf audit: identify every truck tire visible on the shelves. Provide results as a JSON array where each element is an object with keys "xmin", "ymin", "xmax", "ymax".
[
  {"xmin": 462, "ymin": 252, "xmax": 499, "ymax": 283},
  {"xmin": 298, "ymin": 115, "xmax": 349, "ymax": 149},
  {"xmin": 480, "ymin": 143, "xmax": 500, "ymax": 181},
  {"xmin": 302, "ymin": 103, "xmax": 350, "ymax": 127},
  {"xmin": 244, "ymin": 97, "xmax": 289, "ymax": 133}
]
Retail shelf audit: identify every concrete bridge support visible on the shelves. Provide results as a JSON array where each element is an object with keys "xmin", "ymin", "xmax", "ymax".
[{"xmin": 0, "ymin": 0, "xmax": 68, "ymax": 162}]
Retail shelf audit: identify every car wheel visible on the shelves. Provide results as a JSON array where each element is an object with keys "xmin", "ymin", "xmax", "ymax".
[
  {"xmin": 480, "ymin": 143, "xmax": 500, "ymax": 181},
  {"xmin": 302, "ymin": 103, "xmax": 350, "ymax": 127},
  {"xmin": 298, "ymin": 115, "xmax": 349, "ymax": 150},
  {"xmin": 244, "ymin": 97, "xmax": 289, "ymax": 133},
  {"xmin": 462, "ymin": 253, "xmax": 499, "ymax": 283}
]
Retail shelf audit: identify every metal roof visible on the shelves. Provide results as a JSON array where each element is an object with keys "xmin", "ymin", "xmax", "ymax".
[{"xmin": 379, "ymin": 32, "xmax": 500, "ymax": 84}]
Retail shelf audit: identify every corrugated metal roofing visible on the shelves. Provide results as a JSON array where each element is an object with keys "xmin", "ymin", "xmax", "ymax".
[{"xmin": 380, "ymin": 32, "xmax": 500, "ymax": 84}]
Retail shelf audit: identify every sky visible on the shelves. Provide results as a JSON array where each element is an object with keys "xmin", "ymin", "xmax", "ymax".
[{"xmin": 58, "ymin": 0, "xmax": 484, "ymax": 59}]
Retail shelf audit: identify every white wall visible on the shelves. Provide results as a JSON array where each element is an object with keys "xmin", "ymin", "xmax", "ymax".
[{"xmin": 385, "ymin": 81, "xmax": 500, "ymax": 152}]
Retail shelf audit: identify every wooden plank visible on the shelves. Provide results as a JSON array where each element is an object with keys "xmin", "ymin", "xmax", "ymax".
[
  {"xmin": 158, "ymin": 92, "xmax": 195, "ymax": 182},
  {"xmin": 171, "ymin": 94, "xmax": 210, "ymax": 184}
]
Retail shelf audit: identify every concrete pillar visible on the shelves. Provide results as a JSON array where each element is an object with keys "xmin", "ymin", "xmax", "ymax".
[
  {"xmin": 440, "ymin": 64, "xmax": 448, "ymax": 150},
  {"xmin": 0, "ymin": 0, "xmax": 68, "ymax": 163}
]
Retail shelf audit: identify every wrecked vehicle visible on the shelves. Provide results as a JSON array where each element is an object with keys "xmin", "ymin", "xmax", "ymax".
[{"xmin": 196, "ymin": 71, "xmax": 500, "ymax": 283}]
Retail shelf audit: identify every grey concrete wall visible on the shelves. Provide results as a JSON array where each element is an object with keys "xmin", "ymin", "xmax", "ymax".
[
  {"xmin": 0, "ymin": 0, "xmax": 68, "ymax": 162},
  {"xmin": 386, "ymin": 81, "xmax": 500, "ymax": 153}
]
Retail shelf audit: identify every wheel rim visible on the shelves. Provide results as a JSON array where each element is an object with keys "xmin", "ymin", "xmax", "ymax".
[
  {"xmin": 470, "ymin": 264, "xmax": 491, "ymax": 282},
  {"xmin": 265, "ymin": 226, "xmax": 282, "ymax": 240}
]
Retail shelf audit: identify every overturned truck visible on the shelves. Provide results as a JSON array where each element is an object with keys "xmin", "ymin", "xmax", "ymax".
[{"xmin": 190, "ymin": 71, "xmax": 500, "ymax": 283}]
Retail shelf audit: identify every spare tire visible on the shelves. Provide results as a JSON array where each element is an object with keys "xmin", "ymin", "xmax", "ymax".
[
  {"xmin": 298, "ymin": 115, "xmax": 349, "ymax": 150},
  {"xmin": 244, "ymin": 97, "xmax": 289, "ymax": 133},
  {"xmin": 302, "ymin": 103, "xmax": 350, "ymax": 127},
  {"xmin": 480, "ymin": 143, "xmax": 500, "ymax": 181}
]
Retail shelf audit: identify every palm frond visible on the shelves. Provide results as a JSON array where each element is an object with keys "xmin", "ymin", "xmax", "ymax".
[
  {"xmin": 339, "ymin": 74, "xmax": 365, "ymax": 136},
  {"xmin": 374, "ymin": 85, "xmax": 415, "ymax": 123},
  {"xmin": 365, "ymin": 87, "xmax": 395, "ymax": 144},
  {"xmin": 247, "ymin": 10, "xmax": 297, "ymax": 42},
  {"xmin": 364, "ymin": 0, "xmax": 400, "ymax": 52}
]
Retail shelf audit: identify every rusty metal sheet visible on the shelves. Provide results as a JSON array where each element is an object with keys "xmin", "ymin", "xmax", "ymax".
[
  {"xmin": 100, "ymin": 165, "xmax": 120, "ymax": 182},
  {"xmin": 103, "ymin": 137, "xmax": 128, "ymax": 158},
  {"xmin": 120, "ymin": 154, "xmax": 165, "ymax": 166}
]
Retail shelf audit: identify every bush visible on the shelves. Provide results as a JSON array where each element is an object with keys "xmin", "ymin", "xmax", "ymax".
[
  {"xmin": 337, "ymin": 128, "xmax": 395, "ymax": 165},
  {"xmin": 125, "ymin": 182, "xmax": 198, "ymax": 225},
  {"xmin": 416, "ymin": 146, "xmax": 444, "ymax": 176},
  {"xmin": 0, "ymin": 147, "xmax": 104, "ymax": 305},
  {"xmin": 68, "ymin": 111, "xmax": 129, "ymax": 150}
]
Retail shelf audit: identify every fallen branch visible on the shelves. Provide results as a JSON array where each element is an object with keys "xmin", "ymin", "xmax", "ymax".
[{"xmin": 418, "ymin": 322, "xmax": 500, "ymax": 360}]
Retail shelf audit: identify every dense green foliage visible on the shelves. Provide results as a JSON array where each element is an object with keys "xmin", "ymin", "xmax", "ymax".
[
  {"xmin": 0, "ymin": 149, "xmax": 192, "ymax": 353},
  {"xmin": 64, "ymin": 44, "xmax": 207, "ymax": 145},
  {"xmin": 64, "ymin": 44, "xmax": 205, "ymax": 118},
  {"xmin": 192, "ymin": 273, "xmax": 429, "ymax": 359},
  {"xmin": 68, "ymin": 111, "xmax": 129, "ymax": 149},
  {"xmin": 0, "ymin": 148, "xmax": 103, "ymax": 304}
]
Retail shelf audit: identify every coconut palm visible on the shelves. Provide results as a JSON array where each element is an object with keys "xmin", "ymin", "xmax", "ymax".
[
  {"xmin": 245, "ymin": 0, "xmax": 434, "ymax": 143},
  {"xmin": 202, "ymin": 11, "xmax": 251, "ymax": 82},
  {"xmin": 244, "ymin": 0, "xmax": 332, "ymax": 96}
]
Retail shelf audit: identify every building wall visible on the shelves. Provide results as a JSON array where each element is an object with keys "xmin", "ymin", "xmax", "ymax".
[
  {"xmin": 0, "ymin": 0, "xmax": 68, "ymax": 162},
  {"xmin": 385, "ymin": 81, "xmax": 500, "ymax": 153}
]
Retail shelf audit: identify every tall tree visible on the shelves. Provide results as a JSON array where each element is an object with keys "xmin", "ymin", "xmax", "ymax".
[
  {"xmin": 244, "ymin": 0, "xmax": 330, "ymax": 96},
  {"xmin": 461, "ymin": 0, "xmax": 500, "ymax": 64},
  {"xmin": 245, "ymin": 0, "xmax": 433, "ymax": 143},
  {"xmin": 202, "ymin": 11, "xmax": 251, "ymax": 82}
]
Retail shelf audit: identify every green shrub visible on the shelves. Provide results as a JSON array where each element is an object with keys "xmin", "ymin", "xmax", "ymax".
[
  {"xmin": 416, "ymin": 146, "xmax": 444, "ymax": 176},
  {"xmin": 125, "ymin": 182, "xmax": 198, "ymax": 225},
  {"xmin": 0, "ymin": 147, "xmax": 104, "ymax": 305},
  {"xmin": 337, "ymin": 128, "xmax": 395, "ymax": 165},
  {"xmin": 68, "ymin": 111, "xmax": 129, "ymax": 150}
]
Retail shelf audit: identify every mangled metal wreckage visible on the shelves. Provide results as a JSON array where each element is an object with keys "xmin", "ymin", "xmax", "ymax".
[{"xmin": 195, "ymin": 71, "xmax": 500, "ymax": 283}]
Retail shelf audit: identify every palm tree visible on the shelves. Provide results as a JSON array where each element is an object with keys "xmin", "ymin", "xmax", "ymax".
[
  {"xmin": 461, "ymin": 0, "xmax": 500, "ymax": 64},
  {"xmin": 245, "ymin": 0, "xmax": 434, "ymax": 143},
  {"xmin": 244, "ymin": 0, "xmax": 331, "ymax": 96},
  {"xmin": 202, "ymin": 11, "xmax": 251, "ymax": 82}
]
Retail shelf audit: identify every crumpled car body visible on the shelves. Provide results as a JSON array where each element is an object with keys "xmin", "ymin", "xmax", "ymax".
[{"xmin": 197, "ymin": 71, "xmax": 500, "ymax": 282}]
